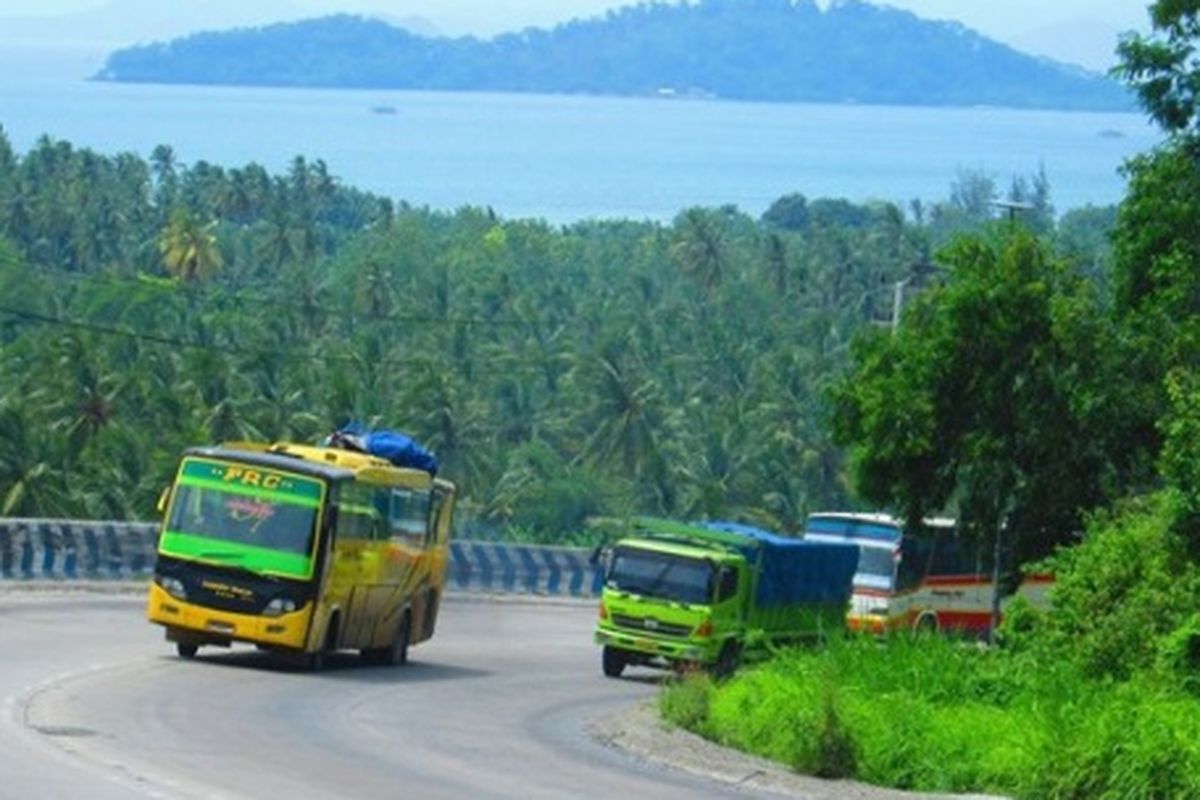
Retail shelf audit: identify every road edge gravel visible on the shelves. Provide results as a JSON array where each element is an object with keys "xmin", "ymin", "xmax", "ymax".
[{"xmin": 590, "ymin": 700, "xmax": 1005, "ymax": 800}]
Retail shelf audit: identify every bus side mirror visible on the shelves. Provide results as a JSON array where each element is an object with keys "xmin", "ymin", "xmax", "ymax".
[{"xmin": 156, "ymin": 486, "xmax": 172, "ymax": 515}]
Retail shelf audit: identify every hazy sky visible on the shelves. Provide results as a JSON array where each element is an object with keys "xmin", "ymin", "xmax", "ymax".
[{"xmin": 0, "ymin": 0, "xmax": 1152, "ymax": 71}]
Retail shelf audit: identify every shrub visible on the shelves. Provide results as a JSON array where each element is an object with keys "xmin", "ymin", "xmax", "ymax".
[
  {"xmin": 659, "ymin": 672, "xmax": 714, "ymax": 733},
  {"xmin": 1037, "ymin": 493, "xmax": 1200, "ymax": 679}
]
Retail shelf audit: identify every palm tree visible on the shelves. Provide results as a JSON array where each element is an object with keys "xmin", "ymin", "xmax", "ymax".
[
  {"xmin": 670, "ymin": 207, "xmax": 729, "ymax": 294},
  {"xmin": 0, "ymin": 395, "xmax": 71, "ymax": 516},
  {"xmin": 160, "ymin": 207, "xmax": 222, "ymax": 282}
]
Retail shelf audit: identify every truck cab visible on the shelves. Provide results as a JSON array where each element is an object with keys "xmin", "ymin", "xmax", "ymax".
[
  {"xmin": 595, "ymin": 535, "xmax": 747, "ymax": 677},
  {"xmin": 594, "ymin": 518, "xmax": 857, "ymax": 678}
]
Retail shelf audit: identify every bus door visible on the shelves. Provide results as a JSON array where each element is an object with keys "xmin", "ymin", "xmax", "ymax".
[{"xmin": 328, "ymin": 485, "xmax": 384, "ymax": 648}]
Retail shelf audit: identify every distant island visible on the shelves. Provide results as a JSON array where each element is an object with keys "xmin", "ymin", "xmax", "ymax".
[{"xmin": 94, "ymin": 0, "xmax": 1130, "ymax": 112}]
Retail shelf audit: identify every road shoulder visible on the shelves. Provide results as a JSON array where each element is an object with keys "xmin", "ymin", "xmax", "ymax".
[{"xmin": 590, "ymin": 700, "xmax": 1003, "ymax": 800}]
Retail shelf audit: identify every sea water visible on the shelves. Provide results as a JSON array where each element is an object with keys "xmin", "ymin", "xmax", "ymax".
[{"xmin": 0, "ymin": 70, "xmax": 1161, "ymax": 223}]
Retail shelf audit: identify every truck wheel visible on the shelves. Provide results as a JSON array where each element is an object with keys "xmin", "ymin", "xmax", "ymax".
[
  {"xmin": 602, "ymin": 646, "xmax": 626, "ymax": 678},
  {"xmin": 712, "ymin": 642, "xmax": 741, "ymax": 680},
  {"xmin": 176, "ymin": 642, "xmax": 198, "ymax": 659}
]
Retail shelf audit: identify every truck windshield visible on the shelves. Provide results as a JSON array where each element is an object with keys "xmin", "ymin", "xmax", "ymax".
[
  {"xmin": 607, "ymin": 547, "xmax": 714, "ymax": 605},
  {"xmin": 159, "ymin": 458, "xmax": 323, "ymax": 578}
]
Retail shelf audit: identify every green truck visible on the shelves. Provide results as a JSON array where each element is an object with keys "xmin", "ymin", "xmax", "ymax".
[{"xmin": 593, "ymin": 519, "xmax": 858, "ymax": 677}]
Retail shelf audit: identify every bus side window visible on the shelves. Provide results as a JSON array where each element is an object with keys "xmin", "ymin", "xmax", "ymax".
[
  {"xmin": 930, "ymin": 532, "xmax": 966, "ymax": 577},
  {"xmin": 389, "ymin": 488, "xmax": 430, "ymax": 548},
  {"xmin": 896, "ymin": 535, "xmax": 932, "ymax": 591},
  {"xmin": 337, "ymin": 484, "xmax": 380, "ymax": 541}
]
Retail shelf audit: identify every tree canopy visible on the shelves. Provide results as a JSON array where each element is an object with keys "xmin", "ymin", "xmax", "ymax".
[
  {"xmin": 0, "ymin": 124, "xmax": 1099, "ymax": 541},
  {"xmin": 831, "ymin": 230, "xmax": 1124, "ymax": 565}
]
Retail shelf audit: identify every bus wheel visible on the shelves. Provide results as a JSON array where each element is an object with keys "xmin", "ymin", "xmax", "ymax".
[
  {"xmin": 423, "ymin": 591, "xmax": 439, "ymax": 639},
  {"xmin": 914, "ymin": 613, "xmax": 938, "ymax": 635},
  {"xmin": 176, "ymin": 642, "xmax": 198, "ymax": 659},
  {"xmin": 388, "ymin": 613, "xmax": 411, "ymax": 667},
  {"xmin": 602, "ymin": 646, "xmax": 626, "ymax": 678},
  {"xmin": 308, "ymin": 615, "xmax": 338, "ymax": 671}
]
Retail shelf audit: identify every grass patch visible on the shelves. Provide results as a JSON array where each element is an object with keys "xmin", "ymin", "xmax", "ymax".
[{"xmin": 661, "ymin": 634, "xmax": 1200, "ymax": 798}]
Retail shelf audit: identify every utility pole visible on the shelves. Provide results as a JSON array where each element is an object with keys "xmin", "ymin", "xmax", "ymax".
[
  {"xmin": 891, "ymin": 278, "xmax": 910, "ymax": 335},
  {"xmin": 991, "ymin": 199, "xmax": 1034, "ymax": 223}
]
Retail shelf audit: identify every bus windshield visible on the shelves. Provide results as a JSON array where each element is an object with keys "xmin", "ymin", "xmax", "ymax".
[
  {"xmin": 607, "ymin": 547, "xmax": 714, "ymax": 605},
  {"xmin": 854, "ymin": 545, "xmax": 896, "ymax": 588},
  {"xmin": 160, "ymin": 458, "xmax": 324, "ymax": 579}
]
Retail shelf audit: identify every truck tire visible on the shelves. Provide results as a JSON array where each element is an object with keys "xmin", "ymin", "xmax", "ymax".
[
  {"xmin": 176, "ymin": 642, "xmax": 198, "ymax": 659},
  {"xmin": 712, "ymin": 642, "xmax": 741, "ymax": 680},
  {"xmin": 602, "ymin": 646, "xmax": 626, "ymax": 678}
]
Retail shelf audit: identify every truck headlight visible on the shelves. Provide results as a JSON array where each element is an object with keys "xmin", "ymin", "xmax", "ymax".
[
  {"xmin": 158, "ymin": 576, "xmax": 187, "ymax": 600},
  {"xmin": 264, "ymin": 597, "xmax": 297, "ymax": 617}
]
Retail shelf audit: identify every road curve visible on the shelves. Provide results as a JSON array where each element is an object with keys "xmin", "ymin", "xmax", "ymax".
[{"xmin": 0, "ymin": 590, "xmax": 784, "ymax": 800}]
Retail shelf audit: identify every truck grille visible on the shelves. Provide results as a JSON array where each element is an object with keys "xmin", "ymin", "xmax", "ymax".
[{"xmin": 611, "ymin": 613, "xmax": 692, "ymax": 637}]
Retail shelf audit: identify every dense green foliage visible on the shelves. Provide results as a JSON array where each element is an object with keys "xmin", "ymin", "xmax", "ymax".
[
  {"xmin": 0, "ymin": 128, "xmax": 972, "ymax": 531},
  {"xmin": 96, "ymin": 1, "xmax": 1129, "ymax": 111},
  {"xmin": 0, "ymin": 126, "xmax": 1114, "ymax": 537},
  {"xmin": 663, "ymin": 498, "xmax": 1200, "ymax": 799},
  {"xmin": 1116, "ymin": 0, "xmax": 1200, "ymax": 134},
  {"xmin": 831, "ymin": 232, "xmax": 1130, "ymax": 566}
]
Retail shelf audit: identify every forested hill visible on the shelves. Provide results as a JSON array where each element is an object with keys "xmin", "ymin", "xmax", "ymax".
[{"xmin": 95, "ymin": 0, "xmax": 1128, "ymax": 111}]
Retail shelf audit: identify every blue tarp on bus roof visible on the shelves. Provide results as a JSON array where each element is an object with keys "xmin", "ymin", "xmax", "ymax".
[
  {"xmin": 331, "ymin": 423, "xmax": 439, "ymax": 475},
  {"xmin": 701, "ymin": 521, "xmax": 859, "ymax": 607}
]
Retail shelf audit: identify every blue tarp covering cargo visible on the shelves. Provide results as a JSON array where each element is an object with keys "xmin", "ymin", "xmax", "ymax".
[
  {"xmin": 701, "ymin": 521, "xmax": 858, "ymax": 607},
  {"xmin": 330, "ymin": 424, "xmax": 439, "ymax": 475}
]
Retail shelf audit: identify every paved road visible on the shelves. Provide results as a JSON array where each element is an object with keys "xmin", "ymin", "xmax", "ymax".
[{"xmin": 0, "ymin": 591, "xmax": 778, "ymax": 800}]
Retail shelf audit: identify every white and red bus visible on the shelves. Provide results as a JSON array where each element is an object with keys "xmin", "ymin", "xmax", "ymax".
[{"xmin": 803, "ymin": 512, "xmax": 1051, "ymax": 636}]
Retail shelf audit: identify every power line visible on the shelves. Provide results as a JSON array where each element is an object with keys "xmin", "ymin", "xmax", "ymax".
[
  {"xmin": 0, "ymin": 306, "xmax": 440, "ymax": 369},
  {"xmin": 38, "ymin": 270, "xmax": 536, "ymax": 329},
  {"xmin": 0, "ymin": 304, "xmax": 840, "ymax": 377}
]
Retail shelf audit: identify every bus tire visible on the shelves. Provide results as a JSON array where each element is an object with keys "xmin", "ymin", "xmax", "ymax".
[
  {"xmin": 176, "ymin": 642, "xmax": 198, "ymax": 659},
  {"xmin": 914, "ymin": 613, "xmax": 938, "ymax": 635},
  {"xmin": 602, "ymin": 646, "xmax": 626, "ymax": 678},
  {"xmin": 423, "ymin": 591, "xmax": 439, "ymax": 640},
  {"xmin": 309, "ymin": 613, "xmax": 339, "ymax": 671},
  {"xmin": 388, "ymin": 612, "xmax": 411, "ymax": 667}
]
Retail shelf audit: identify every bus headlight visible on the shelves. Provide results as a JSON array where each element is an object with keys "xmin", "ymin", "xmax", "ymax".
[
  {"xmin": 264, "ymin": 598, "xmax": 297, "ymax": 617},
  {"xmin": 158, "ymin": 576, "xmax": 187, "ymax": 600}
]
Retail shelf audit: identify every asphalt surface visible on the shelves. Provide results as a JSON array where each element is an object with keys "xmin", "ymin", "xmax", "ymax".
[{"xmin": 0, "ymin": 590, "xmax": 788, "ymax": 800}]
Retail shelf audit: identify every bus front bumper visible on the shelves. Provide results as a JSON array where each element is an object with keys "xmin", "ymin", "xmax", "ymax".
[{"xmin": 146, "ymin": 583, "xmax": 312, "ymax": 651}]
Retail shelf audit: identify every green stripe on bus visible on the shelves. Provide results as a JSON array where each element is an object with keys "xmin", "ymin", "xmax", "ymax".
[
  {"xmin": 180, "ymin": 458, "xmax": 324, "ymax": 502},
  {"xmin": 159, "ymin": 530, "xmax": 314, "ymax": 578}
]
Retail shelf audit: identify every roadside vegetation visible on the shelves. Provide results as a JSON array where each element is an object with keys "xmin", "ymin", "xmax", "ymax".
[
  {"xmin": 664, "ymin": 4, "xmax": 1200, "ymax": 797},
  {"xmin": 663, "ymin": 494, "xmax": 1200, "ymax": 798}
]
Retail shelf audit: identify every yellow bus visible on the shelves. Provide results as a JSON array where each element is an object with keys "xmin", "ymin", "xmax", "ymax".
[{"xmin": 147, "ymin": 441, "xmax": 455, "ymax": 669}]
